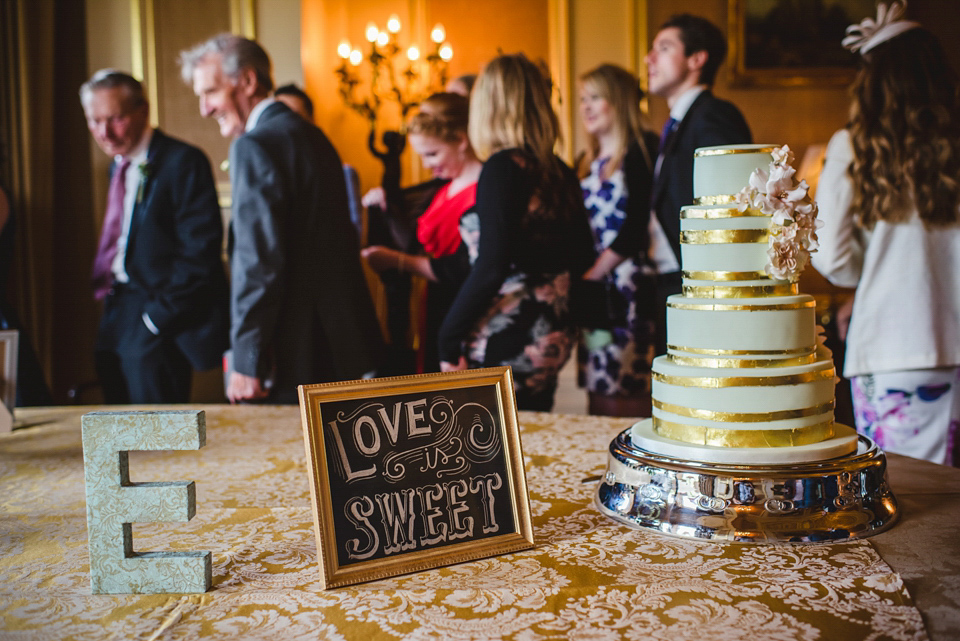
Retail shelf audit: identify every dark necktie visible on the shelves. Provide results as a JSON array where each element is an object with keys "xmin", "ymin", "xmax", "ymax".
[
  {"xmin": 92, "ymin": 158, "xmax": 131, "ymax": 301},
  {"xmin": 658, "ymin": 117, "xmax": 678, "ymax": 155}
]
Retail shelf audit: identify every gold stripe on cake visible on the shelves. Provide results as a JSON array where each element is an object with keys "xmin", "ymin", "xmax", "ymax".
[
  {"xmin": 667, "ymin": 345, "xmax": 814, "ymax": 356},
  {"xmin": 682, "ymin": 283, "xmax": 799, "ymax": 299},
  {"xmin": 654, "ymin": 400, "xmax": 834, "ymax": 422},
  {"xmin": 683, "ymin": 270, "xmax": 772, "ymax": 281},
  {"xmin": 652, "ymin": 417, "xmax": 836, "ymax": 448},
  {"xmin": 693, "ymin": 194, "xmax": 737, "ymax": 205},
  {"xmin": 681, "ymin": 229, "xmax": 768, "ymax": 244},
  {"xmin": 653, "ymin": 368, "xmax": 835, "ymax": 388},
  {"xmin": 694, "ymin": 146, "xmax": 779, "ymax": 157},
  {"xmin": 668, "ymin": 299, "xmax": 815, "ymax": 311},
  {"xmin": 681, "ymin": 207, "xmax": 769, "ymax": 219},
  {"xmin": 666, "ymin": 352, "xmax": 817, "ymax": 368}
]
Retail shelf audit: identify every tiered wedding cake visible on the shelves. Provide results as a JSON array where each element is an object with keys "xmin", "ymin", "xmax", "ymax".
[
  {"xmin": 596, "ymin": 144, "xmax": 896, "ymax": 542},
  {"xmin": 631, "ymin": 144, "xmax": 859, "ymax": 464}
]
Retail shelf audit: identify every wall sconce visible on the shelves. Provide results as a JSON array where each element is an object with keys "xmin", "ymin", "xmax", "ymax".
[{"xmin": 335, "ymin": 15, "xmax": 453, "ymax": 131}]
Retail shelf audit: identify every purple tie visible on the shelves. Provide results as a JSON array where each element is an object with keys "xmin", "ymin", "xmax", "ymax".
[
  {"xmin": 658, "ymin": 117, "xmax": 678, "ymax": 155},
  {"xmin": 92, "ymin": 158, "xmax": 131, "ymax": 301}
]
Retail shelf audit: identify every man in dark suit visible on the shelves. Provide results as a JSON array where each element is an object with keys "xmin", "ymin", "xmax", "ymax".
[
  {"xmin": 646, "ymin": 14, "xmax": 752, "ymax": 354},
  {"xmin": 180, "ymin": 35, "xmax": 383, "ymax": 404},
  {"xmin": 80, "ymin": 70, "xmax": 229, "ymax": 403}
]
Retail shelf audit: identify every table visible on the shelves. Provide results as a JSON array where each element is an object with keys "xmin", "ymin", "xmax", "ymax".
[{"xmin": 1, "ymin": 405, "xmax": 957, "ymax": 640}]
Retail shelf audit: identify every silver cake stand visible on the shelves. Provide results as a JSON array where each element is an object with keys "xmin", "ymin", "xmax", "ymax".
[{"xmin": 596, "ymin": 425, "xmax": 898, "ymax": 543}]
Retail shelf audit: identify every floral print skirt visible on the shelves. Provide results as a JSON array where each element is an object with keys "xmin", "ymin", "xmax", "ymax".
[
  {"xmin": 466, "ymin": 272, "xmax": 577, "ymax": 411},
  {"xmin": 851, "ymin": 367, "xmax": 960, "ymax": 466}
]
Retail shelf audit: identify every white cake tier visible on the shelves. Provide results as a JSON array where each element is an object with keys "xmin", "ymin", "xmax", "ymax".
[
  {"xmin": 630, "ymin": 418, "xmax": 859, "ymax": 464},
  {"xmin": 652, "ymin": 350, "xmax": 836, "ymax": 418},
  {"xmin": 693, "ymin": 144, "xmax": 777, "ymax": 201},
  {"xmin": 666, "ymin": 293, "xmax": 816, "ymax": 354},
  {"xmin": 680, "ymin": 206, "xmax": 790, "ymax": 285}
]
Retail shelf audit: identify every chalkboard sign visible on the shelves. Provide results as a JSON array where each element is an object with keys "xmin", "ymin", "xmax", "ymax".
[{"xmin": 298, "ymin": 366, "xmax": 534, "ymax": 589}]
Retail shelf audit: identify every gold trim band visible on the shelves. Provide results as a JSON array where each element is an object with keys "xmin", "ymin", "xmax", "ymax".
[
  {"xmin": 694, "ymin": 146, "xmax": 779, "ymax": 157},
  {"xmin": 668, "ymin": 299, "xmax": 815, "ymax": 311},
  {"xmin": 682, "ymin": 283, "xmax": 799, "ymax": 298},
  {"xmin": 693, "ymin": 194, "xmax": 737, "ymax": 206},
  {"xmin": 653, "ymin": 368, "xmax": 835, "ymax": 388},
  {"xmin": 667, "ymin": 344, "xmax": 814, "ymax": 356},
  {"xmin": 681, "ymin": 207, "xmax": 769, "ymax": 219},
  {"xmin": 681, "ymin": 229, "xmax": 768, "ymax": 244},
  {"xmin": 653, "ymin": 417, "xmax": 836, "ymax": 447},
  {"xmin": 654, "ymin": 400, "xmax": 834, "ymax": 423},
  {"xmin": 683, "ymin": 270, "xmax": 771, "ymax": 281},
  {"xmin": 666, "ymin": 352, "xmax": 817, "ymax": 368}
]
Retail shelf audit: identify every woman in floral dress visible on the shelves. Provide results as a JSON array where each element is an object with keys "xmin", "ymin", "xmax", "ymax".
[
  {"xmin": 576, "ymin": 64, "xmax": 658, "ymax": 417},
  {"xmin": 437, "ymin": 53, "xmax": 595, "ymax": 411}
]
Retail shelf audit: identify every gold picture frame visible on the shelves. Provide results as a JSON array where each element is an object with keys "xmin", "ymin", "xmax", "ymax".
[
  {"xmin": 0, "ymin": 330, "xmax": 18, "ymax": 432},
  {"xmin": 298, "ymin": 366, "xmax": 534, "ymax": 589},
  {"xmin": 728, "ymin": 0, "xmax": 875, "ymax": 87}
]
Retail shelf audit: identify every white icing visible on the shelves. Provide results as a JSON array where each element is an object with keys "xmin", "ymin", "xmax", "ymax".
[
  {"xmin": 666, "ymin": 294, "xmax": 816, "ymax": 352},
  {"xmin": 630, "ymin": 419, "xmax": 859, "ymax": 465},
  {"xmin": 693, "ymin": 145, "xmax": 776, "ymax": 199},
  {"xmin": 652, "ymin": 354, "xmax": 836, "ymax": 415}
]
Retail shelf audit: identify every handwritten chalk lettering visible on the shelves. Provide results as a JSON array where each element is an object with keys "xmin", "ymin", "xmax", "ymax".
[
  {"xmin": 329, "ymin": 399, "xmax": 436, "ymax": 483},
  {"xmin": 343, "ymin": 473, "xmax": 504, "ymax": 560}
]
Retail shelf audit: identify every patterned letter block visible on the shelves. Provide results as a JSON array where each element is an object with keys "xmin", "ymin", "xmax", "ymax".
[{"xmin": 82, "ymin": 410, "xmax": 211, "ymax": 594}]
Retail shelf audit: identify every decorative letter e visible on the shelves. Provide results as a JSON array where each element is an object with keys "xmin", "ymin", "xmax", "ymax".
[{"xmin": 82, "ymin": 410, "xmax": 211, "ymax": 594}]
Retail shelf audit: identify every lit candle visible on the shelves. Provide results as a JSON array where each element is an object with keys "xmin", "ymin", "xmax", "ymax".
[
  {"xmin": 430, "ymin": 24, "xmax": 445, "ymax": 44},
  {"xmin": 349, "ymin": 49, "xmax": 363, "ymax": 66},
  {"xmin": 365, "ymin": 22, "xmax": 379, "ymax": 43},
  {"xmin": 439, "ymin": 44, "xmax": 453, "ymax": 61},
  {"xmin": 337, "ymin": 40, "xmax": 351, "ymax": 59},
  {"xmin": 386, "ymin": 14, "xmax": 401, "ymax": 34},
  {"xmin": 376, "ymin": 31, "xmax": 389, "ymax": 47},
  {"xmin": 407, "ymin": 45, "xmax": 420, "ymax": 61}
]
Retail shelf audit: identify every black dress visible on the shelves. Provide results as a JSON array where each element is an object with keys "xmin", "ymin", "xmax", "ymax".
[{"xmin": 437, "ymin": 149, "xmax": 595, "ymax": 410}]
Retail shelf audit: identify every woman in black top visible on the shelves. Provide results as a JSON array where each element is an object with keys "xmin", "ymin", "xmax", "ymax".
[{"xmin": 438, "ymin": 53, "xmax": 594, "ymax": 411}]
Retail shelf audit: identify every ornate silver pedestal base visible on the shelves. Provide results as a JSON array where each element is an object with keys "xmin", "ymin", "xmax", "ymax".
[{"xmin": 596, "ymin": 426, "xmax": 898, "ymax": 542}]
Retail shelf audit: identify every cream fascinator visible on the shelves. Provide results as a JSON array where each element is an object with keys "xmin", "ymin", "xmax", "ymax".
[{"xmin": 842, "ymin": 1, "xmax": 921, "ymax": 54}]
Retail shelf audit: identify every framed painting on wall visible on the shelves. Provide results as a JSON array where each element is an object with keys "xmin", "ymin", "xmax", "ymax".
[{"xmin": 729, "ymin": 0, "xmax": 877, "ymax": 87}]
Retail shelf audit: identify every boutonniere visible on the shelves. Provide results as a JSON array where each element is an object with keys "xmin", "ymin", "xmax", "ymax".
[{"xmin": 136, "ymin": 161, "xmax": 152, "ymax": 204}]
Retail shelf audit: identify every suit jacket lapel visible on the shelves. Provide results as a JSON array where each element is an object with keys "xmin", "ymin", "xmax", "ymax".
[
  {"xmin": 651, "ymin": 90, "xmax": 712, "ymax": 208},
  {"xmin": 129, "ymin": 129, "xmax": 165, "ymax": 239}
]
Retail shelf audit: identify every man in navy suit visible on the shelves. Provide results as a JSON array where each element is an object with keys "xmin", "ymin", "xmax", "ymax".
[
  {"xmin": 80, "ymin": 70, "xmax": 228, "ymax": 403},
  {"xmin": 645, "ymin": 14, "xmax": 752, "ymax": 354},
  {"xmin": 180, "ymin": 35, "xmax": 383, "ymax": 404}
]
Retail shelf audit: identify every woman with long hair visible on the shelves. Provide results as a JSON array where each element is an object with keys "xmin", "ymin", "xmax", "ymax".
[
  {"xmin": 438, "ymin": 53, "xmax": 595, "ymax": 410},
  {"xmin": 813, "ymin": 2, "xmax": 960, "ymax": 465},
  {"xmin": 362, "ymin": 92, "xmax": 482, "ymax": 373},
  {"xmin": 576, "ymin": 63, "xmax": 658, "ymax": 417}
]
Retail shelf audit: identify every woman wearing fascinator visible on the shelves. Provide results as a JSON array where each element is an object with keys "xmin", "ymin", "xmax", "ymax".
[{"xmin": 812, "ymin": 0, "xmax": 960, "ymax": 466}]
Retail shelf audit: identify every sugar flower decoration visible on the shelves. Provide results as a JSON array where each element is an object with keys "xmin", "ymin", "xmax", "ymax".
[
  {"xmin": 842, "ymin": 0, "xmax": 920, "ymax": 55},
  {"xmin": 733, "ymin": 145, "xmax": 821, "ymax": 282}
]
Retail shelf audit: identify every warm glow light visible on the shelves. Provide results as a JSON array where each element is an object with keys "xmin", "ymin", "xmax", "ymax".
[
  {"xmin": 439, "ymin": 44, "xmax": 453, "ymax": 61},
  {"xmin": 430, "ymin": 24, "xmax": 445, "ymax": 44},
  {"xmin": 365, "ymin": 23, "xmax": 379, "ymax": 43},
  {"xmin": 349, "ymin": 49, "xmax": 363, "ymax": 66},
  {"xmin": 407, "ymin": 45, "xmax": 420, "ymax": 61},
  {"xmin": 386, "ymin": 14, "xmax": 401, "ymax": 33},
  {"xmin": 337, "ymin": 40, "xmax": 351, "ymax": 59},
  {"xmin": 376, "ymin": 31, "xmax": 389, "ymax": 47}
]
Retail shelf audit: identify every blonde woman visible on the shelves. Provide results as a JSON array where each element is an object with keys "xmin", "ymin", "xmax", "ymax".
[
  {"xmin": 576, "ymin": 64, "xmax": 658, "ymax": 418},
  {"xmin": 437, "ymin": 53, "xmax": 595, "ymax": 410},
  {"xmin": 813, "ymin": 3, "xmax": 960, "ymax": 466}
]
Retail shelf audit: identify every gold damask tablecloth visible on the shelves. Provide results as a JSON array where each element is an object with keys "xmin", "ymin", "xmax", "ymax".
[{"xmin": 0, "ymin": 405, "xmax": 954, "ymax": 640}]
